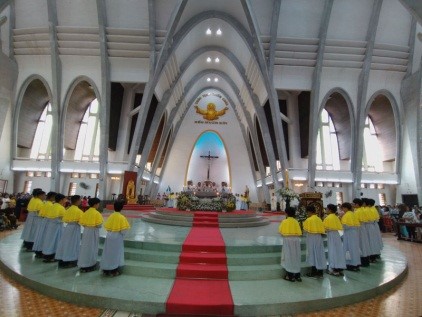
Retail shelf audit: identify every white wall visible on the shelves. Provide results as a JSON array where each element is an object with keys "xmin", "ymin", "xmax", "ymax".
[{"xmin": 160, "ymin": 90, "xmax": 257, "ymax": 201}]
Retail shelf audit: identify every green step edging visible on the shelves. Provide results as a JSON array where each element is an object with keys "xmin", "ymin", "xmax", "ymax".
[
  {"xmin": 232, "ymin": 264, "xmax": 408, "ymax": 316},
  {"xmin": 0, "ymin": 232, "xmax": 409, "ymax": 316}
]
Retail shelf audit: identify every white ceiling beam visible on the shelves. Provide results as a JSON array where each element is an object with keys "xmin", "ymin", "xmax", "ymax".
[
  {"xmin": 307, "ymin": 0, "xmax": 334, "ymax": 188},
  {"xmin": 353, "ymin": 0, "xmax": 384, "ymax": 196}
]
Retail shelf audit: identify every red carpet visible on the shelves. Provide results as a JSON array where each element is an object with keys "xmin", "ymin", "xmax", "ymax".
[{"xmin": 165, "ymin": 212, "xmax": 234, "ymax": 316}]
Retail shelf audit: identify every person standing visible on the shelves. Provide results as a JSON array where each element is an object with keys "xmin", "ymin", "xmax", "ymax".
[
  {"xmin": 341, "ymin": 202, "xmax": 361, "ymax": 271},
  {"xmin": 100, "ymin": 201, "xmax": 131, "ymax": 277},
  {"xmin": 21, "ymin": 189, "xmax": 45, "ymax": 251},
  {"xmin": 32, "ymin": 192, "xmax": 56, "ymax": 257},
  {"xmin": 235, "ymin": 194, "xmax": 241, "ymax": 211},
  {"xmin": 55, "ymin": 195, "xmax": 84, "ymax": 268},
  {"xmin": 303, "ymin": 205, "xmax": 326, "ymax": 279},
  {"xmin": 77, "ymin": 198, "xmax": 104, "ymax": 273},
  {"xmin": 42, "ymin": 194, "xmax": 66, "ymax": 262},
  {"xmin": 271, "ymin": 193, "xmax": 277, "ymax": 212},
  {"xmin": 279, "ymin": 207, "xmax": 302, "ymax": 282},
  {"xmin": 323, "ymin": 204, "xmax": 346, "ymax": 276},
  {"xmin": 353, "ymin": 198, "xmax": 371, "ymax": 267},
  {"xmin": 366, "ymin": 198, "xmax": 383, "ymax": 261}
]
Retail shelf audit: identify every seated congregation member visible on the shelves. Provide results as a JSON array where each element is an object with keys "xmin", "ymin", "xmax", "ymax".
[
  {"xmin": 278, "ymin": 207, "xmax": 302, "ymax": 282},
  {"xmin": 366, "ymin": 198, "xmax": 383, "ymax": 261},
  {"xmin": 42, "ymin": 194, "xmax": 66, "ymax": 262},
  {"xmin": 303, "ymin": 205, "xmax": 326, "ymax": 279},
  {"xmin": 78, "ymin": 198, "xmax": 104, "ymax": 273},
  {"xmin": 353, "ymin": 198, "xmax": 371, "ymax": 267},
  {"xmin": 341, "ymin": 202, "xmax": 361, "ymax": 271},
  {"xmin": 323, "ymin": 204, "xmax": 346, "ymax": 276},
  {"xmin": 32, "ymin": 192, "xmax": 56, "ymax": 257},
  {"xmin": 21, "ymin": 189, "xmax": 45, "ymax": 251},
  {"xmin": 55, "ymin": 195, "xmax": 84, "ymax": 268},
  {"xmin": 100, "ymin": 201, "xmax": 131, "ymax": 277}
]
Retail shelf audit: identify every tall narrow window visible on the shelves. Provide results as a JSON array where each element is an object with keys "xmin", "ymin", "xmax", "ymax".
[
  {"xmin": 336, "ymin": 192, "xmax": 344, "ymax": 205},
  {"xmin": 23, "ymin": 180, "xmax": 32, "ymax": 193},
  {"xmin": 30, "ymin": 103, "xmax": 53, "ymax": 159},
  {"xmin": 95, "ymin": 183, "xmax": 99, "ymax": 198},
  {"xmin": 74, "ymin": 99, "xmax": 100, "ymax": 161},
  {"xmin": 379, "ymin": 193, "xmax": 386, "ymax": 206},
  {"xmin": 362, "ymin": 117, "xmax": 383, "ymax": 172},
  {"xmin": 68, "ymin": 182, "xmax": 77, "ymax": 196},
  {"xmin": 316, "ymin": 109, "xmax": 340, "ymax": 170}
]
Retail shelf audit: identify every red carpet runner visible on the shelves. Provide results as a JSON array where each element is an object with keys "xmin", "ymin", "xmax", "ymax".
[{"xmin": 165, "ymin": 212, "xmax": 234, "ymax": 316}]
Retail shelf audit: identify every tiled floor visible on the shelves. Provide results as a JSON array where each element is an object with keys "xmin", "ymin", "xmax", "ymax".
[
  {"xmin": 0, "ymin": 229, "xmax": 420, "ymax": 317},
  {"xmin": 0, "ymin": 229, "xmax": 102, "ymax": 317}
]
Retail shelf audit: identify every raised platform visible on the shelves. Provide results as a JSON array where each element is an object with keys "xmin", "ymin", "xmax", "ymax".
[
  {"xmin": 105, "ymin": 204, "xmax": 155, "ymax": 211},
  {"xmin": 141, "ymin": 210, "xmax": 270, "ymax": 228},
  {"xmin": 0, "ymin": 220, "xmax": 408, "ymax": 316}
]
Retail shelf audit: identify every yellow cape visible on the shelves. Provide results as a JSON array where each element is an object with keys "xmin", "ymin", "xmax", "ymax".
[
  {"xmin": 45, "ymin": 203, "xmax": 65, "ymax": 219},
  {"xmin": 63, "ymin": 205, "xmax": 84, "ymax": 223},
  {"xmin": 104, "ymin": 212, "xmax": 131, "ymax": 232},
  {"xmin": 27, "ymin": 197, "xmax": 44, "ymax": 213},
  {"xmin": 79, "ymin": 207, "xmax": 103, "ymax": 227},
  {"xmin": 355, "ymin": 207, "xmax": 370, "ymax": 222},
  {"xmin": 279, "ymin": 217, "xmax": 302, "ymax": 236},
  {"xmin": 323, "ymin": 213, "xmax": 343, "ymax": 231},
  {"xmin": 39, "ymin": 201, "xmax": 53, "ymax": 217},
  {"xmin": 341, "ymin": 211, "xmax": 360, "ymax": 227},
  {"xmin": 368, "ymin": 206, "xmax": 380, "ymax": 221},
  {"xmin": 303, "ymin": 215, "xmax": 325, "ymax": 234}
]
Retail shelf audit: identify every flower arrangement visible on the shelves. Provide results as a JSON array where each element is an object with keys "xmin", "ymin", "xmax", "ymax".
[
  {"xmin": 176, "ymin": 192, "xmax": 192, "ymax": 211},
  {"xmin": 296, "ymin": 204, "xmax": 308, "ymax": 228},
  {"xmin": 277, "ymin": 188, "xmax": 300, "ymax": 201},
  {"xmin": 225, "ymin": 193, "xmax": 236, "ymax": 212}
]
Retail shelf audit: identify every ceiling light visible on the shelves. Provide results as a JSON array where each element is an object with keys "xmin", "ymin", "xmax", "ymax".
[
  {"xmin": 206, "ymin": 57, "xmax": 212, "ymax": 63},
  {"xmin": 214, "ymin": 78, "xmax": 219, "ymax": 82},
  {"xmin": 207, "ymin": 77, "xmax": 211, "ymax": 82},
  {"xmin": 206, "ymin": 28, "xmax": 212, "ymax": 35},
  {"xmin": 216, "ymin": 28, "xmax": 222, "ymax": 36},
  {"xmin": 215, "ymin": 57, "xmax": 220, "ymax": 63}
]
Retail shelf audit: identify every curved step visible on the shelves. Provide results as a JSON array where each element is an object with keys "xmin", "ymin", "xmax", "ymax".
[
  {"xmin": 0, "ymin": 232, "xmax": 409, "ymax": 316},
  {"xmin": 141, "ymin": 211, "xmax": 270, "ymax": 228}
]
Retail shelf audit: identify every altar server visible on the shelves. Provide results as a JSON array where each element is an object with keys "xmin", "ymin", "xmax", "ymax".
[
  {"xmin": 240, "ymin": 195, "xmax": 247, "ymax": 210},
  {"xmin": 55, "ymin": 195, "xmax": 84, "ymax": 268},
  {"xmin": 366, "ymin": 198, "xmax": 383, "ymax": 262},
  {"xmin": 341, "ymin": 202, "xmax": 361, "ymax": 271},
  {"xmin": 303, "ymin": 205, "xmax": 326, "ymax": 279},
  {"xmin": 32, "ymin": 192, "xmax": 56, "ymax": 257},
  {"xmin": 271, "ymin": 193, "xmax": 277, "ymax": 212},
  {"xmin": 323, "ymin": 204, "xmax": 346, "ymax": 276},
  {"xmin": 100, "ymin": 201, "xmax": 131, "ymax": 277},
  {"xmin": 77, "ymin": 198, "xmax": 103, "ymax": 273},
  {"xmin": 42, "ymin": 194, "xmax": 66, "ymax": 262},
  {"xmin": 279, "ymin": 207, "xmax": 302, "ymax": 282},
  {"xmin": 21, "ymin": 189, "xmax": 45, "ymax": 251},
  {"xmin": 353, "ymin": 198, "xmax": 371, "ymax": 267},
  {"xmin": 235, "ymin": 194, "xmax": 241, "ymax": 210}
]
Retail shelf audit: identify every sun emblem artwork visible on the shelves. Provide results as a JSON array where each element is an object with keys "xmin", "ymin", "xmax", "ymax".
[{"xmin": 193, "ymin": 92, "xmax": 229, "ymax": 125}]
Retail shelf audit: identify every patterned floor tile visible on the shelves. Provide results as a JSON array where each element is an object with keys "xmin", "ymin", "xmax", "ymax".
[{"xmin": 1, "ymin": 230, "xmax": 421, "ymax": 317}]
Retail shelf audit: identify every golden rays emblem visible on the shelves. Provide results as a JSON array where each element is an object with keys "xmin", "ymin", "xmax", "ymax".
[{"xmin": 194, "ymin": 103, "xmax": 229, "ymax": 121}]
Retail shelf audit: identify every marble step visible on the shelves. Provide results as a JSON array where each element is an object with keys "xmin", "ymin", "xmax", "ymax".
[
  {"xmin": 99, "ymin": 244, "xmax": 324, "ymax": 266},
  {"xmin": 141, "ymin": 214, "xmax": 270, "ymax": 228},
  {"xmin": 98, "ymin": 248, "xmax": 328, "ymax": 281}
]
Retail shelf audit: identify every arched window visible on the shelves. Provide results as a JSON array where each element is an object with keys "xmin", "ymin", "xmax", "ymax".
[
  {"xmin": 74, "ymin": 99, "xmax": 100, "ymax": 161},
  {"xmin": 362, "ymin": 116, "xmax": 383, "ymax": 172},
  {"xmin": 30, "ymin": 103, "xmax": 53, "ymax": 159},
  {"xmin": 316, "ymin": 109, "xmax": 340, "ymax": 170}
]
